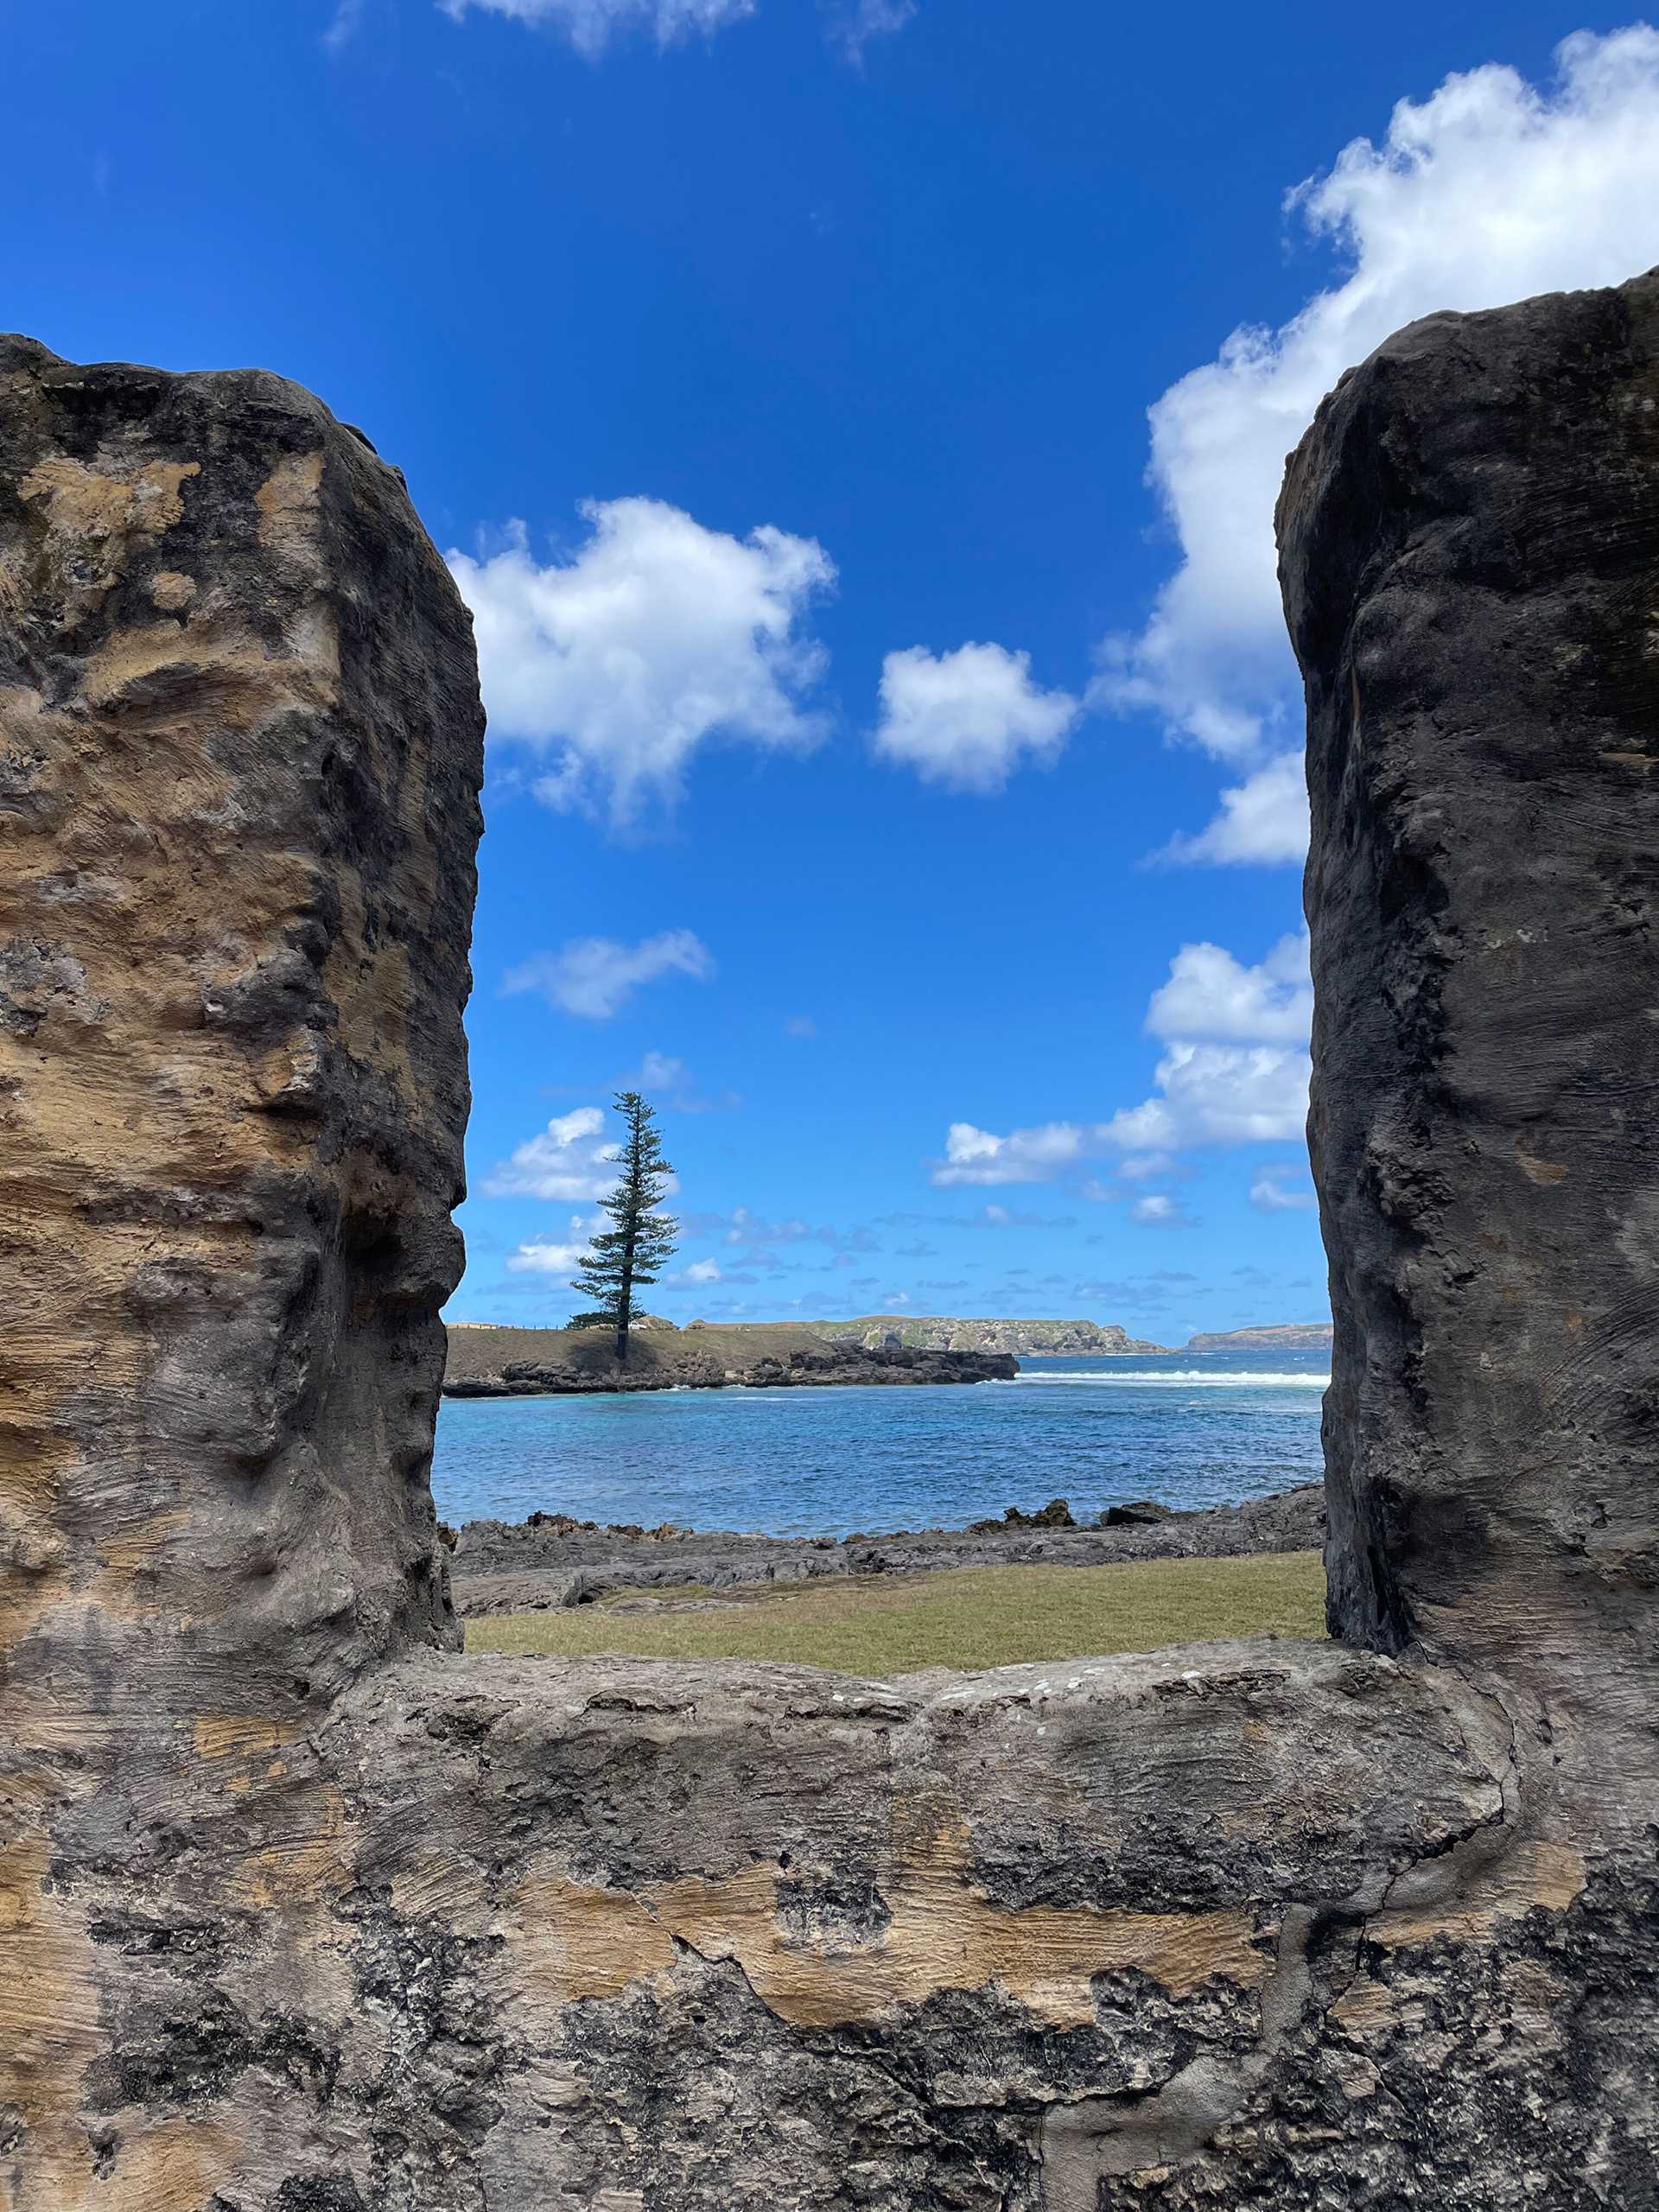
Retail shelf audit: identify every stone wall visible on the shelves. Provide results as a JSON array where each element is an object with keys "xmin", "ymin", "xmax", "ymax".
[{"xmin": 3, "ymin": 293, "xmax": 1656, "ymax": 2210}]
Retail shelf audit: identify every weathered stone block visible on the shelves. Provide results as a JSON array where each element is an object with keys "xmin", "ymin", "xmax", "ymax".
[
  {"xmin": 0, "ymin": 336, "xmax": 485, "ymax": 1712},
  {"xmin": 1282, "ymin": 270, "xmax": 1659, "ymax": 1769}
]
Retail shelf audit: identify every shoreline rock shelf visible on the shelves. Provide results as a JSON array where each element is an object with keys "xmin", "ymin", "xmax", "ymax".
[{"xmin": 448, "ymin": 1484, "xmax": 1328, "ymax": 1618}]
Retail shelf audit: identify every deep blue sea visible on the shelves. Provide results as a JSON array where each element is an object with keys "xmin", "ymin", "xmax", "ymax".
[{"xmin": 431, "ymin": 1351, "xmax": 1330, "ymax": 1536}]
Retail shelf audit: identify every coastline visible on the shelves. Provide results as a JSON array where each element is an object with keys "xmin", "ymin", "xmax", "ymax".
[
  {"xmin": 447, "ymin": 1482, "xmax": 1326, "ymax": 1618},
  {"xmin": 443, "ymin": 1325, "xmax": 1016, "ymax": 1397}
]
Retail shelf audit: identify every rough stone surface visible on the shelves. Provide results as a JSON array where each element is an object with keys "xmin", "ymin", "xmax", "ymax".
[
  {"xmin": 1284, "ymin": 270, "xmax": 1659, "ymax": 1783},
  {"xmin": 7, "ymin": 297, "xmax": 1659, "ymax": 2210},
  {"xmin": 0, "ymin": 338, "xmax": 485, "ymax": 2195},
  {"xmin": 0, "ymin": 334, "xmax": 484, "ymax": 1706}
]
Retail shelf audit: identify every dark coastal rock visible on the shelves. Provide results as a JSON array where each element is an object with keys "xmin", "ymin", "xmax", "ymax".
[
  {"xmin": 9, "ymin": 302, "xmax": 1659, "ymax": 2209},
  {"xmin": 1099, "ymin": 1497, "xmax": 1176, "ymax": 1527},
  {"xmin": 1285, "ymin": 269, "xmax": 1659, "ymax": 1729},
  {"xmin": 449, "ymin": 1484, "xmax": 1326, "ymax": 1617},
  {"xmin": 967, "ymin": 1495, "xmax": 1077, "ymax": 1532}
]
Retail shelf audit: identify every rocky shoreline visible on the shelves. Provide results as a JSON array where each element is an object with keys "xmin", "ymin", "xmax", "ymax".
[
  {"xmin": 448, "ymin": 1482, "xmax": 1326, "ymax": 1618},
  {"xmin": 443, "ymin": 1333, "xmax": 1016, "ymax": 1397}
]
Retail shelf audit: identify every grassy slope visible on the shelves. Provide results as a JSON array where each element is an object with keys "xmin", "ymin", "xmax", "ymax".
[
  {"xmin": 443, "ymin": 1319, "xmax": 830, "ymax": 1384},
  {"xmin": 465, "ymin": 1550, "xmax": 1327, "ymax": 1674}
]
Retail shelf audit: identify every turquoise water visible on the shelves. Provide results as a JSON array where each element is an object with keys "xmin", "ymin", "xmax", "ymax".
[{"xmin": 431, "ymin": 1351, "xmax": 1329, "ymax": 1536}]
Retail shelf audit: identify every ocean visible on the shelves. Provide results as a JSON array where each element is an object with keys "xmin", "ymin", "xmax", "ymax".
[{"xmin": 430, "ymin": 1349, "xmax": 1330, "ymax": 1536}]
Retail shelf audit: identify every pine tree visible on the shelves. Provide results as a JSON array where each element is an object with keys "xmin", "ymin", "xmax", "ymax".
[{"xmin": 569, "ymin": 1091, "xmax": 678, "ymax": 1363}]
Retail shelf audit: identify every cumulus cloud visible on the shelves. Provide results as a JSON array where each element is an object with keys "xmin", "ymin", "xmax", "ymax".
[
  {"xmin": 505, "ymin": 1214, "xmax": 601, "ymax": 1274},
  {"xmin": 932, "ymin": 931, "xmax": 1313, "ymax": 1184},
  {"xmin": 932, "ymin": 1120, "xmax": 1089, "ymax": 1187},
  {"xmin": 481, "ymin": 1109, "xmax": 620, "ymax": 1201},
  {"xmin": 1104, "ymin": 931, "xmax": 1312, "ymax": 1149},
  {"xmin": 448, "ymin": 502, "xmax": 834, "ymax": 824},
  {"xmin": 503, "ymin": 929, "xmax": 714, "ymax": 1020},
  {"xmin": 1096, "ymin": 26, "xmax": 1659, "ymax": 863},
  {"xmin": 677, "ymin": 1257, "xmax": 723, "ymax": 1284},
  {"xmin": 1153, "ymin": 753, "xmax": 1309, "ymax": 868},
  {"xmin": 437, "ymin": 0, "xmax": 753, "ymax": 58},
  {"xmin": 1101, "ymin": 1046, "xmax": 1307, "ymax": 1151},
  {"xmin": 1249, "ymin": 1165, "xmax": 1319, "ymax": 1213},
  {"xmin": 874, "ymin": 643, "xmax": 1078, "ymax": 794},
  {"xmin": 1146, "ymin": 931, "xmax": 1311, "ymax": 1045}
]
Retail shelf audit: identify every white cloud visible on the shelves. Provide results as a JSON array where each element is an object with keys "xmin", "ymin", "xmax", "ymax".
[
  {"xmin": 481, "ymin": 1109, "xmax": 619, "ymax": 1201},
  {"xmin": 1100, "ymin": 1043, "xmax": 1309, "ymax": 1151},
  {"xmin": 439, "ymin": 0, "xmax": 918, "ymax": 58},
  {"xmin": 1146, "ymin": 931, "xmax": 1311, "ymax": 1045},
  {"xmin": 449, "ymin": 502, "xmax": 834, "ymax": 824},
  {"xmin": 1108, "ymin": 931, "xmax": 1312, "ymax": 1149},
  {"xmin": 323, "ymin": 0, "xmax": 366, "ymax": 49},
  {"xmin": 438, "ymin": 0, "xmax": 753, "ymax": 59},
  {"xmin": 874, "ymin": 643, "xmax": 1078, "ymax": 794},
  {"xmin": 1153, "ymin": 752, "xmax": 1308, "ymax": 868},
  {"xmin": 1116, "ymin": 1154, "xmax": 1174, "ymax": 1183},
  {"xmin": 1131, "ymin": 1194, "xmax": 1194, "ymax": 1230},
  {"xmin": 678, "ymin": 1257, "xmax": 723, "ymax": 1284},
  {"xmin": 932, "ymin": 931, "xmax": 1312, "ymax": 1183},
  {"xmin": 505, "ymin": 1214, "xmax": 601, "ymax": 1274},
  {"xmin": 1095, "ymin": 26, "xmax": 1659, "ymax": 861},
  {"xmin": 503, "ymin": 929, "xmax": 714, "ymax": 1020},
  {"xmin": 626, "ymin": 1050, "xmax": 685, "ymax": 1090},
  {"xmin": 828, "ymin": 0, "xmax": 916, "ymax": 62},
  {"xmin": 932, "ymin": 1119, "xmax": 1089, "ymax": 1187},
  {"xmin": 1249, "ymin": 1166, "xmax": 1319, "ymax": 1213}
]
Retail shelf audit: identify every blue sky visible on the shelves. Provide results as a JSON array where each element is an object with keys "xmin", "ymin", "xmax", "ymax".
[{"xmin": 10, "ymin": 3, "xmax": 1659, "ymax": 1344}]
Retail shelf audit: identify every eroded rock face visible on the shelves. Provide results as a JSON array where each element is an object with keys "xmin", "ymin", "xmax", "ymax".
[
  {"xmin": 1283, "ymin": 270, "xmax": 1659, "ymax": 1745},
  {"xmin": 0, "ymin": 336, "xmax": 484, "ymax": 1708}
]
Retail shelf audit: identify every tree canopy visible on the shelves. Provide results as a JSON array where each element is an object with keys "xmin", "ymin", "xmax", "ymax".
[{"xmin": 569, "ymin": 1092, "xmax": 677, "ymax": 1362}]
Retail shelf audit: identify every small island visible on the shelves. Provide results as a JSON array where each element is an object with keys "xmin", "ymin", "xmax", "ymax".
[
  {"xmin": 442, "ymin": 1318, "xmax": 1017, "ymax": 1395},
  {"xmin": 1184, "ymin": 1321, "xmax": 1332, "ymax": 1352}
]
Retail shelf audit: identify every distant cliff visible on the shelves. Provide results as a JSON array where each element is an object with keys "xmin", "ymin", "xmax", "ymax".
[
  {"xmin": 798, "ymin": 1315, "xmax": 1169, "ymax": 1356},
  {"xmin": 1185, "ymin": 1322, "xmax": 1332, "ymax": 1352}
]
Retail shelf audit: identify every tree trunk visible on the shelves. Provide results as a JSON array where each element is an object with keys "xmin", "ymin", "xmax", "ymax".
[{"xmin": 615, "ymin": 1222, "xmax": 636, "ymax": 1363}]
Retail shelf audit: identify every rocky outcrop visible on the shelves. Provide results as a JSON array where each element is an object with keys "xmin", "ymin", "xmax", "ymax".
[
  {"xmin": 1286, "ymin": 267, "xmax": 1659, "ymax": 1713},
  {"xmin": 0, "ymin": 338, "xmax": 484, "ymax": 2194},
  {"xmin": 444, "ymin": 1320, "xmax": 1015, "ymax": 1394},
  {"xmin": 804, "ymin": 1313, "xmax": 1170, "ymax": 1355},
  {"xmin": 9, "ymin": 298, "xmax": 1659, "ymax": 2210},
  {"xmin": 1185, "ymin": 1323, "xmax": 1332, "ymax": 1352},
  {"xmin": 0, "ymin": 336, "xmax": 484, "ymax": 1697},
  {"xmin": 448, "ymin": 1484, "xmax": 1328, "ymax": 1617}
]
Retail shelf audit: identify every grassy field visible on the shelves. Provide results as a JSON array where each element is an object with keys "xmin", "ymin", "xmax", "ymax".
[{"xmin": 465, "ymin": 1549, "xmax": 1327, "ymax": 1673}]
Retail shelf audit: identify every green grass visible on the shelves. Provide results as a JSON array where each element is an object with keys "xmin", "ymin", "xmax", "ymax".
[{"xmin": 464, "ymin": 1550, "xmax": 1327, "ymax": 1674}]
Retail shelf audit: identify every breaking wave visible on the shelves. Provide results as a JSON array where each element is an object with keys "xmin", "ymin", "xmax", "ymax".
[{"xmin": 999, "ymin": 1369, "xmax": 1329, "ymax": 1389}]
